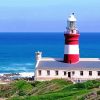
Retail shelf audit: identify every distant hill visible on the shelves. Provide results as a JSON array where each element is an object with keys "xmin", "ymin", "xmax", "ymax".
[{"xmin": 0, "ymin": 79, "xmax": 100, "ymax": 100}]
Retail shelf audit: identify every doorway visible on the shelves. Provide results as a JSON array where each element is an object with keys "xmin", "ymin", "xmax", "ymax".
[{"xmin": 68, "ymin": 72, "xmax": 71, "ymax": 78}]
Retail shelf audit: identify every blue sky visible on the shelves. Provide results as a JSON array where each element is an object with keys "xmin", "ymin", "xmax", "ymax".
[{"xmin": 0, "ymin": 0, "xmax": 100, "ymax": 32}]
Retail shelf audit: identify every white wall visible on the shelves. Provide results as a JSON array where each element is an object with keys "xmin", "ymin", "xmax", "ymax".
[
  {"xmin": 35, "ymin": 70, "xmax": 68, "ymax": 80},
  {"xmin": 35, "ymin": 69, "xmax": 100, "ymax": 81},
  {"xmin": 72, "ymin": 70, "xmax": 100, "ymax": 79}
]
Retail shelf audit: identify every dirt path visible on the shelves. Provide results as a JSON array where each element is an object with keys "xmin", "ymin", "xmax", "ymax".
[{"xmin": 0, "ymin": 98, "xmax": 6, "ymax": 100}]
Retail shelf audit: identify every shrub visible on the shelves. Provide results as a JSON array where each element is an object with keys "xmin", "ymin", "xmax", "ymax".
[
  {"xmin": 97, "ymin": 90, "xmax": 100, "ymax": 95},
  {"xmin": 30, "ymin": 81, "xmax": 40, "ymax": 87},
  {"xmin": 84, "ymin": 80, "xmax": 100, "ymax": 89},
  {"xmin": 0, "ymin": 84, "xmax": 15, "ymax": 98},
  {"xmin": 13, "ymin": 80, "xmax": 33, "ymax": 96},
  {"xmin": 74, "ymin": 83, "xmax": 86, "ymax": 89}
]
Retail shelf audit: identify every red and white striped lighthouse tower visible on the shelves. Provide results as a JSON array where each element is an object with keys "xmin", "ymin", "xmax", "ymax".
[{"xmin": 64, "ymin": 13, "xmax": 80, "ymax": 63}]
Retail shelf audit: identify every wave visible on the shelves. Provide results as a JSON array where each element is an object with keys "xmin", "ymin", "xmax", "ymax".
[
  {"xmin": 0, "ymin": 62, "xmax": 35, "ymax": 73},
  {"xmin": 0, "ymin": 72, "xmax": 34, "ymax": 77},
  {"xmin": 19, "ymin": 72, "xmax": 34, "ymax": 77},
  {"xmin": 12, "ymin": 63, "xmax": 34, "ymax": 66}
]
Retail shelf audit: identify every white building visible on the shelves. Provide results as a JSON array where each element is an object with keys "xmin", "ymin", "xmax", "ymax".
[
  {"xmin": 35, "ymin": 57, "xmax": 100, "ymax": 82},
  {"xmin": 34, "ymin": 13, "xmax": 100, "ymax": 83}
]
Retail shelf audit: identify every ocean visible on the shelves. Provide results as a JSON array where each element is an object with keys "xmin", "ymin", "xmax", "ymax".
[{"xmin": 0, "ymin": 32, "xmax": 100, "ymax": 73}]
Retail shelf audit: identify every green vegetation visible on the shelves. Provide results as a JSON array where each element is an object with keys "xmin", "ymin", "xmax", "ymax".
[{"xmin": 0, "ymin": 79, "xmax": 100, "ymax": 100}]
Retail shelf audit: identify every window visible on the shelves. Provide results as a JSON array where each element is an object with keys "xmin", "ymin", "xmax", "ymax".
[
  {"xmin": 98, "ymin": 71, "xmax": 100, "ymax": 76},
  {"xmin": 89, "ymin": 71, "xmax": 92, "ymax": 76},
  {"xmin": 47, "ymin": 70, "xmax": 50, "ymax": 76},
  {"xmin": 72, "ymin": 71, "xmax": 75, "ymax": 75},
  {"xmin": 38, "ymin": 70, "xmax": 41, "ymax": 76},
  {"xmin": 64, "ymin": 71, "xmax": 66, "ymax": 76},
  {"xmin": 55, "ymin": 71, "xmax": 58, "ymax": 76},
  {"xmin": 80, "ymin": 71, "xmax": 83, "ymax": 76}
]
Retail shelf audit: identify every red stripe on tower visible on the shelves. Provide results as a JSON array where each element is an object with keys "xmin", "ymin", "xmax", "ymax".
[{"xmin": 64, "ymin": 13, "xmax": 80, "ymax": 64}]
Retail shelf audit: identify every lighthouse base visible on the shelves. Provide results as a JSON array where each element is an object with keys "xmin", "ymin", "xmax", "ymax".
[{"xmin": 64, "ymin": 54, "xmax": 79, "ymax": 64}]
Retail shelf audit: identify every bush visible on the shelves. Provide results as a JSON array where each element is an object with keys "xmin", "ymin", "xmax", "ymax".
[
  {"xmin": 97, "ymin": 90, "xmax": 100, "ymax": 95},
  {"xmin": 74, "ymin": 83, "xmax": 86, "ymax": 89},
  {"xmin": 84, "ymin": 80, "xmax": 100, "ymax": 89},
  {"xmin": 0, "ymin": 84, "xmax": 15, "ymax": 98},
  {"xmin": 30, "ymin": 81, "xmax": 40, "ymax": 87},
  {"xmin": 51, "ymin": 79, "xmax": 72, "ymax": 86},
  {"xmin": 13, "ymin": 80, "xmax": 33, "ymax": 96}
]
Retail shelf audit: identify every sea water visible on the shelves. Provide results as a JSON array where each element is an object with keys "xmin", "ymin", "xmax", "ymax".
[{"xmin": 0, "ymin": 32, "xmax": 99, "ymax": 73}]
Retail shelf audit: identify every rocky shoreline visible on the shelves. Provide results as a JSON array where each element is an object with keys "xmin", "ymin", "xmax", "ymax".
[{"xmin": 0, "ymin": 72, "xmax": 34, "ymax": 84}]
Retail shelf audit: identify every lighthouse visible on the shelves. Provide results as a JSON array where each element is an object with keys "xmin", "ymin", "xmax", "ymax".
[
  {"xmin": 64, "ymin": 13, "xmax": 80, "ymax": 63},
  {"xmin": 35, "ymin": 13, "xmax": 100, "ymax": 82}
]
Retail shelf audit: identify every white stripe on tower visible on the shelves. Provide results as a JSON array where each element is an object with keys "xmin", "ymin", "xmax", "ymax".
[{"xmin": 64, "ymin": 45, "xmax": 79, "ymax": 54}]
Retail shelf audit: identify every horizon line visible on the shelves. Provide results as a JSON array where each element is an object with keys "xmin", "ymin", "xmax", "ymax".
[{"xmin": 0, "ymin": 31, "xmax": 100, "ymax": 33}]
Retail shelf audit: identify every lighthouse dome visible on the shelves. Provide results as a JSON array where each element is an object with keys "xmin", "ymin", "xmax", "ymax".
[{"xmin": 67, "ymin": 13, "xmax": 76, "ymax": 21}]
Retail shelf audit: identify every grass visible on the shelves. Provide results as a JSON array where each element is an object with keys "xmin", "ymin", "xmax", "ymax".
[{"xmin": 0, "ymin": 79, "xmax": 100, "ymax": 100}]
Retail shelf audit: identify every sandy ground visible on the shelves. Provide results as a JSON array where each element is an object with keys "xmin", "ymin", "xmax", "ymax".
[
  {"xmin": 0, "ymin": 98, "xmax": 6, "ymax": 100},
  {"xmin": 0, "ymin": 81, "xmax": 10, "ymax": 84}
]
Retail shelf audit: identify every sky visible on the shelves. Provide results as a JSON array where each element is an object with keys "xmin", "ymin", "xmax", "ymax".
[{"xmin": 0, "ymin": 0, "xmax": 100, "ymax": 32}]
